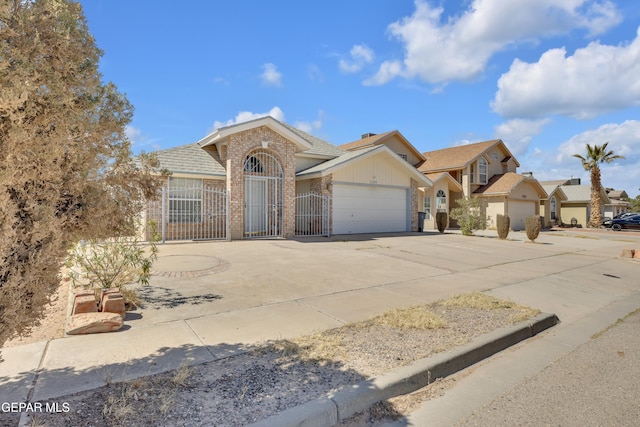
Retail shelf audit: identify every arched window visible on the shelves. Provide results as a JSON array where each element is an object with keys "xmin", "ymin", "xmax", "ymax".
[
  {"xmin": 478, "ymin": 158, "xmax": 487, "ymax": 184},
  {"xmin": 243, "ymin": 155, "xmax": 265, "ymax": 173},
  {"xmin": 436, "ymin": 189, "xmax": 447, "ymax": 212},
  {"xmin": 550, "ymin": 196, "xmax": 556, "ymax": 220}
]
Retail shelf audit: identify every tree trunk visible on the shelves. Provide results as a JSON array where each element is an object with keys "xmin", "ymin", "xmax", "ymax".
[{"xmin": 589, "ymin": 166, "xmax": 602, "ymax": 227}]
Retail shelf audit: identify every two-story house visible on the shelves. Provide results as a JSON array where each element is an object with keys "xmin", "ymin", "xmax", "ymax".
[{"xmin": 417, "ymin": 140, "xmax": 547, "ymax": 231}]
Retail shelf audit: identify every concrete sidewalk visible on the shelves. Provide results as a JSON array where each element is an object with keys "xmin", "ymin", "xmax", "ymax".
[{"xmin": 1, "ymin": 229, "xmax": 639, "ymax": 425}]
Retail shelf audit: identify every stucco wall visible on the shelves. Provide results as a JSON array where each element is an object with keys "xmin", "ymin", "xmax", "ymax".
[{"xmin": 561, "ymin": 204, "xmax": 588, "ymax": 227}]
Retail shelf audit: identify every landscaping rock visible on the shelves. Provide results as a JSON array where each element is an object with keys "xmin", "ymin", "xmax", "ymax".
[
  {"xmin": 67, "ymin": 312, "xmax": 124, "ymax": 335},
  {"xmin": 621, "ymin": 249, "xmax": 635, "ymax": 258},
  {"xmin": 72, "ymin": 293, "xmax": 97, "ymax": 315},
  {"xmin": 101, "ymin": 293, "xmax": 126, "ymax": 319},
  {"xmin": 634, "ymin": 249, "xmax": 640, "ymax": 259}
]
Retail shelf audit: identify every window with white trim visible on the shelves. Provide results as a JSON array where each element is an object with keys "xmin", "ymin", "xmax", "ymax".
[
  {"xmin": 423, "ymin": 196, "xmax": 432, "ymax": 219},
  {"xmin": 470, "ymin": 164, "xmax": 475, "ymax": 183},
  {"xmin": 550, "ymin": 196, "xmax": 556, "ymax": 220},
  {"xmin": 436, "ymin": 190, "xmax": 447, "ymax": 212},
  {"xmin": 168, "ymin": 177, "xmax": 202, "ymax": 223},
  {"xmin": 478, "ymin": 158, "xmax": 487, "ymax": 184}
]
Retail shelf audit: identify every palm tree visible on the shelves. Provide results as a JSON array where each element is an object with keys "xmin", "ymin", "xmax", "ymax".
[{"xmin": 573, "ymin": 142, "xmax": 625, "ymax": 227}]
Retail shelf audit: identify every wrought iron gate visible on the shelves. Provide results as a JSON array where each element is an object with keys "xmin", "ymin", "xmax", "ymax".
[
  {"xmin": 145, "ymin": 181, "xmax": 229, "ymax": 242},
  {"xmin": 243, "ymin": 151, "xmax": 284, "ymax": 238},
  {"xmin": 295, "ymin": 192, "xmax": 330, "ymax": 237}
]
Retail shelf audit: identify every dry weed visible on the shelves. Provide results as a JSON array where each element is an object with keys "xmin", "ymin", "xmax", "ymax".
[
  {"xmin": 439, "ymin": 292, "xmax": 540, "ymax": 323},
  {"xmin": 362, "ymin": 306, "xmax": 447, "ymax": 330}
]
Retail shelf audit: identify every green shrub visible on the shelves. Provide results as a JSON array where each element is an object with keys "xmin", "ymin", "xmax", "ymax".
[
  {"xmin": 450, "ymin": 197, "xmax": 487, "ymax": 236},
  {"xmin": 436, "ymin": 212, "xmax": 448, "ymax": 233},
  {"xmin": 497, "ymin": 214, "xmax": 510, "ymax": 239},
  {"xmin": 66, "ymin": 224, "xmax": 159, "ymax": 307},
  {"xmin": 525, "ymin": 215, "xmax": 541, "ymax": 242}
]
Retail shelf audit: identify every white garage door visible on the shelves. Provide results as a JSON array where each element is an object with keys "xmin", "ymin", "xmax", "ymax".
[
  {"xmin": 508, "ymin": 200, "xmax": 536, "ymax": 230},
  {"xmin": 333, "ymin": 184, "xmax": 408, "ymax": 234}
]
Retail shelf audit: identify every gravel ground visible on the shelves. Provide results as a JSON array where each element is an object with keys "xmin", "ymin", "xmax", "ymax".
[{"xmin": 19, "ymin": 303, "xmax": 533, "ymax": 427}]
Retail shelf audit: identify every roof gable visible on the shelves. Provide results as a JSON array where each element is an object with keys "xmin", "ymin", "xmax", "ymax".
[
  {"xmin": 297, "ymin": 145, "xmax": 432, "ymax": 187},
  {"xmin": 339, "ymin": 130, "xmax": 426, "ymax": 162},
  {"xmin": 198, "ymin": 116, "xmax": 313, "ymax": 153},
  {"xmin": 425, "ymin": 172, "xmax": 463, "ymax": 192},
  {"xmin": 419, "ymin": 139, "xmax": 519, "ymax": 172},
  {"xmin": 473, "ymin": 172, "xmax": 546, "ymax": 197}
]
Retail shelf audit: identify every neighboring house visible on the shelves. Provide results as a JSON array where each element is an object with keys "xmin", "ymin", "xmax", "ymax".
[
  {"xmin": 540, "ymin": 184, "xmax": 568, "ymax": 227},
  {"xmin": 554, "ymin": 184, "xmax": 610, "ymax": 227},
  {"xmin": 604, "ymin": 190, "xmax": 630, "ymax": 218},
  {"xmin": 417, "ymin": 140, "xmax": 545, "ymax": 231},
  {"xmin": 145, "ymin": 116, "xmax": 432, "ymax": 241}
]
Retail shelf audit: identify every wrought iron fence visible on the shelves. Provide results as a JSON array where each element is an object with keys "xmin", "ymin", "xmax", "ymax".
[{"xmin": 145, "ymin": 183, "xmax": 229, "ymax": 242}]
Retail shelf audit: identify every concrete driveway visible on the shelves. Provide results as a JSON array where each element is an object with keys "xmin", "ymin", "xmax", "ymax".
[{"xmin": 2, "ymin": 228, "xmax": 639, "ymax": 408}]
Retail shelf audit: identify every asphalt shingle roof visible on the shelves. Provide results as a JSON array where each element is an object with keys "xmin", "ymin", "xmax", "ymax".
[
  {"xmin": 338, "ymin": 131, "xmax": 396, "ymax": 151},
  {"xmin": 296, "ymin": 146, "xmax": 379, "ymax": 176},
  {"xmin": 154, "ymin": 144, "xmax": 226, "ymax": 176},
  {"xmin": 419, "ymin": 140, "xmax": 502, "ymax": 172},
  {"xmin": 280, "ymin": 122, "xmax": 345, "ymax": 158},
  {"xmin": 561, "ymin": 185, "xmax": 594, "ymax": 202}
]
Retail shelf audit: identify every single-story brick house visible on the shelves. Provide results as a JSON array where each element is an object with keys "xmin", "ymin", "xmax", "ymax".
[{"xmin": 145, "ymin": 116, "xmax": 432, "ymax": 240}]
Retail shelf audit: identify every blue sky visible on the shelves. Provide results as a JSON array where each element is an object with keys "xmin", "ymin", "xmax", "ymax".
[{"xmin": 80, "ymin": 0, "xmax": 640, "ymax": 197}]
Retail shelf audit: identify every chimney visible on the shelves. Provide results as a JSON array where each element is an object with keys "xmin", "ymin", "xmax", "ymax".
[
  {"xmin": 361, "ymin": 132, "xmax": 377, "ymax": 139},
  {"xmin": 522, "ymin": 171, "xmax": 533, "ymax": 178},
  {"xmin": 570, "ymin": 178, "xmax": 581, "ymax": 185}
]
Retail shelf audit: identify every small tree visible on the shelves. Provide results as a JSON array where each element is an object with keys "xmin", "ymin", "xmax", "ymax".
[
  {"xmin": 436, "ymin": 212, "xmax": 448, "ymax": 233},
  {"xmin": 497, "ymin": 214, "xmax": 510, "ymax": 239},
  {"xmin": 525, "ymin": 215, "xmax": 541, "ymax": 242},
  {"xmin": 450, "ymin": 197, "xmax": 487, "ymax": 236}
]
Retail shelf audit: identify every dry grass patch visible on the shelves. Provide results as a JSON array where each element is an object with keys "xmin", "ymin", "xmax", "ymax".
[
  {"xmin": 440, "ymin": 291, "xmax": 540, "ymax": 323},
  {"xmin": 361, "ymin": 306, "xmax": 447, "ymax": 330}
]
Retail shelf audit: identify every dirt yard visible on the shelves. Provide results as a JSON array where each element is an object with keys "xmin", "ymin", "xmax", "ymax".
[{"xmin": 12, "ymin": 291, "xmax": 538, "ymax": 427}]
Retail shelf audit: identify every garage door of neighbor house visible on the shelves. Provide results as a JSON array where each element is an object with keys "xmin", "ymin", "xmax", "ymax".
[
  {"xmin": 332, "ymin": 184, "xmax": 408, "ymax": 235},
  {"xmin": 508, "ymin": 200, "xmax": 536, "ymax": 230}
]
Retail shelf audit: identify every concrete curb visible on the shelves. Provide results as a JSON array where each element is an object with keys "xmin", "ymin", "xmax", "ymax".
[{"xmin": 248, "ymin": 312, "xmax": 559, "ymax": 427}]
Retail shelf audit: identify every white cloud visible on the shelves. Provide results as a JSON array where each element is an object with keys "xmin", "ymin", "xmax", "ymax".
[
  {"xmin": 125, "ymin": 125, "xmax": 142, "ymax": 144},
  {"xmin": 213, "ymin": 107, "xmax": 286, "ymax": 130},
  {"xmin": 556, "ymin": 120, "xmax": 640, "ymax": 164},
  {"xmin": 495, "ymin": 118, "xmax": 551, "ymax": 156},
  {"xmin": 339, "ymin": 44, "xmax": 375, "ymax": 73},
  {"xmin": 294, "ymin": 111, "xmax": 324, "ymax": 134},
  {"xmin": 307, "ymin": 64, "xmax": 324, "ymax": 82},
  {"xmin": 521, "ymin": 120, "xmax": 640, "ymax": 196},
  {"xmin": 366, "ymin": 0, "xmax": 621, "ymax": 85},
  {"xmin": 125, "ymin": 125, "xmax": 160, "ymax": 151},
  {"xmin": 492, "ymin": 27, "xmax": 640, "ymax": 119},
  {"xmin": 260, "ymin": 63, "xmax": 283, "ymax": 87}
]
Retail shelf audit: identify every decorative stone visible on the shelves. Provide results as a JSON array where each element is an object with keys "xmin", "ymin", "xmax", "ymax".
[
  {"xmin": 67, "ymin": 312, "xmax": 124, "ymax": 335},
  {"xmin": 633, "ymin": 249, "xmax": 640, "ymax": 259},
  {"xmin": 101, "ymin": 293, "xmax": 126, "ymax": 319},
  {"xmin": 621, "ymin": 249, "xmax": 634, "ymax": 258},
  {"xmin": 72, "ymin": 293, "xmax": 98, "ymax": 315}
]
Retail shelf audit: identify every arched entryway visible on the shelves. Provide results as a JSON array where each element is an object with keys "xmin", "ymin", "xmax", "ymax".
[{"xmin": 243, "ymin": 151, "xmax": 283, "ymax": 238}]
